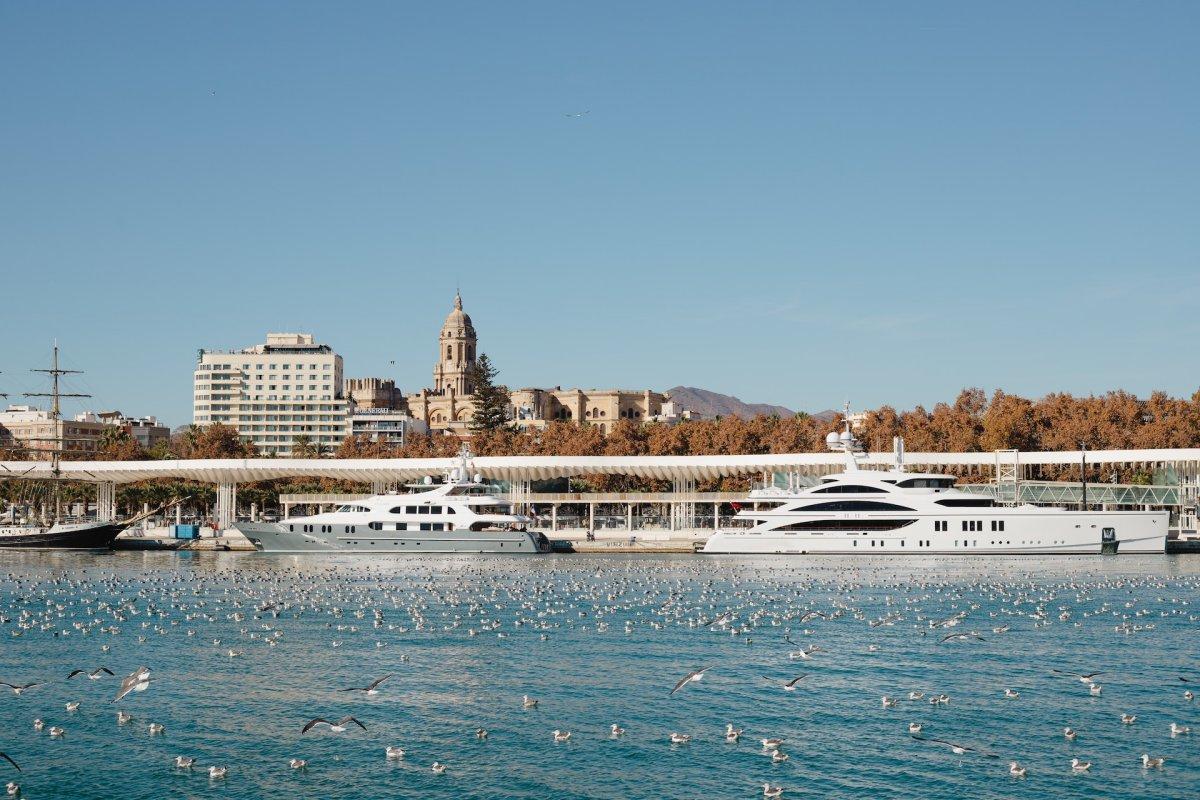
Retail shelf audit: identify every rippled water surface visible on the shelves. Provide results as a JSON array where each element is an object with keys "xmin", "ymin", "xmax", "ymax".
[{"xmin": 2, "ymin": 552, "xmax": 1199, "ymax": 799}]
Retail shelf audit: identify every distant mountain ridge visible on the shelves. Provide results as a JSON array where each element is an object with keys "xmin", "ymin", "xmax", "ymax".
[{"xmin": 666, "ymin": 386, "xmax": 796, "ymax": 419}]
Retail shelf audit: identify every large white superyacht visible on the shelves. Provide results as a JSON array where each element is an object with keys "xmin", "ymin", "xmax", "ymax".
[
  {"xmin": 237, "ymin": 449, "xmax": 551, "ymax": 554},
  {"xmin": 702, "ymin": 424, "xmax": 1166, "ymax": 556}
]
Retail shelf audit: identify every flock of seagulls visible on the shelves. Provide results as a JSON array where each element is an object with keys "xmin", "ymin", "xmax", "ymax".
[{"xmin": 0, "ymin": 559, "xmax": 1197, "ymax": 797}]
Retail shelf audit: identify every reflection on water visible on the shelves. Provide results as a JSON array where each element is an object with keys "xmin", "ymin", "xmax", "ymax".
[{"xmin": 1, "ymin": 552, "xmax": 1198, "ymax": 799}]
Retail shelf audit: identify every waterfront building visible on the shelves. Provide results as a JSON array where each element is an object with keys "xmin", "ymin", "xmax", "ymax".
[
  {"xmin": 349, "ymin": 407, "xmax": 427, "ymax": 446},
  {"xmin": 74, "ymin": 411, "xmax": 170, "ymax": 450},
  {"xmin": 345, "ymin": 377, "xmax": 407, "ymax": 410},
  {"xmin": 192, "ymin": 333, "xmax": 349, "ymax": 456},
  {"xmin": 0, "ymin": 404, "xmax": 107, "ymax": 458},
  {"xmin": 405, "ymin": 292, "xmax": 670, "ymax": 434}
]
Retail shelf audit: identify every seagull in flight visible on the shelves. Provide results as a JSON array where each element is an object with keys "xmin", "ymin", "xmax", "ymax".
[
  {"xmin": 1052, "ymin": 669, "xmax": 1104, "ymax": 683},
  {"xmin": 761, "ymin": 674, "xmax": 807, "ymax": 692},
  {"xmin": 671, "ymin": 666, "xmax": 714, "ymax": 695},
  {"xmin": 919, "ymin": 737, "xmax": 998, "ymax": 758},
  {"xmin": 0, "ymin": 682, "xmax": 41, "ymax": 696},
  {"xmin": 112, "ymin": 667, "xmax": 151, "ymax": 702},
  {"xmin": 302, "ymin": 716, "xmax": 367, "ymax": 734},
  {"xmin": 68, "ymin": 667, "xmax": 114, "ymax": 680},
  {"xmin": 939, "ymin": 632, "xmax": 986, "ymax": 643},
  {"xmin": 564, "ymin": 111, "xmax": 590, "ymax": 118},
  {"xmin": 340, "ymin": 675, "xmax": 391, "ymax": 695}
]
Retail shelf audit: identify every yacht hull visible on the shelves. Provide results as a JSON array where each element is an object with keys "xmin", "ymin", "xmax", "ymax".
[
  {"xmin": 702, "ymin": 511, "xmax": 1167, "ymax": 555},
  {"xmin": 0, "ymin": 521, "xmax": 126, "ymax": 550},
  {"xmin": 237, "ymin": 522, "xmax": 551, "ymax": 555}
]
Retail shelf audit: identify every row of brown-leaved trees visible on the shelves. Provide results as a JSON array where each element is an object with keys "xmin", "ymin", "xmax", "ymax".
[{"xmin": 9, "ymin": 388, "xmax": 1197, "ymax": 514}]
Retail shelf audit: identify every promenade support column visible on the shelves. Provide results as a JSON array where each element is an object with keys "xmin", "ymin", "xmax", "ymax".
[
  {"xmin": 509, "ymin": 480, "xmax": 531, "ymax": 515},
  {"xmin": 216, "ymin": 482, "xmax": 237, "ymax": 531},
  {"xmin": 96, "ymin": 482, "xmax": 116, "ymax": 523}
]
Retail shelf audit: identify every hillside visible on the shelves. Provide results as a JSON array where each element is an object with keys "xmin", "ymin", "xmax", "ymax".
[{"xmin": 666, "ymin": 386, "xmax": 795, "ymax": 419}]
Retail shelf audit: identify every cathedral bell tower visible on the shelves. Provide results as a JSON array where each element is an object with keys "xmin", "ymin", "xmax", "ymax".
[{"xmin": 433, "ymin": 290, "xmax": 477, "ymax": 396}]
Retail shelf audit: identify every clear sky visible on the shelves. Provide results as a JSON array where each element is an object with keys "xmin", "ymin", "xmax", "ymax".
[{"xmin": 2, "ymin": 2, "xmax": 1197, "ymax": 427}]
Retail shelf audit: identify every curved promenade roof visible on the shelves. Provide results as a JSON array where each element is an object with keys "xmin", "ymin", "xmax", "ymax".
[{"xmin": 2, "ymin": 449, "xmax": 1198, "ymax": 484}]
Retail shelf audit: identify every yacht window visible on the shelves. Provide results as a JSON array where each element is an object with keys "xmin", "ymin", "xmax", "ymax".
[
  {"xmin": 961, "ymin": 521, "xmax": 968, "ymax": 531},
  {"xmin": 811, "ymin": 485, "xmax": 887, "ymax": 494},
  {"xmin": 936, "ymin": 498, "xmax": 995, "ymax": 507},
  {"xmin": 420, "ymin": 523, "xmax": 432, "ymax": 531},
  {"xmin": 406, "ymin": 506, "xmax": 417, "ymax": 514},
  {"xmin": 430, "ymin": 506, "xmax": 442, "ymax": 514},
  {"xmin": 999, "ymin": 521, "xmax": 1005, "ymax": 531},
  {"xmin": 896, "ymin": 477, "xmax": 956, "ymax": 489},
  {"xmin": 395, "ymin": 523, "xmax": 407, "ymax": 531},
  {"xmin": 776, "ymin": 519, "xmax": 916, "ymax": 532},
  {"xmin": 418, "ymin": 507, "xmax": 430, "ymax": 515},
  {"xmin": 369, "ymin": 522, "xmax": 382, "ymax": 531},
  {"xmin": 792, "ymin": 501, "xmax": 915, "ymax": 512},
  {"xmin": 446, "ymin": 507, "xmax": 455, "ymax": 515}
]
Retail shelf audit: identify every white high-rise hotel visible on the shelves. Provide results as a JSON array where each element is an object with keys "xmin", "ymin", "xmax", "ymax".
[{"xmin": 192, "ymin": 333, "xmax": 348, "ymax": 456}]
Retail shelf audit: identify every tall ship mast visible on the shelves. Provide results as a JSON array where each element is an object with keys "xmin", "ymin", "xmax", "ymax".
[
  {"xmin": 23, "ymin": 343, "xmax": 91, "ymax": 522},
  {"xmin": 0, "ymin": 345, "xmax": 129, "ymax": 548}
]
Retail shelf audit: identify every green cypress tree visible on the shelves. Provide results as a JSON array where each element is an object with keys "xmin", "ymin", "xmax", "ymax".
[{"xmin": 468, "ymin": 353, "xmax": 512, "ymax": 432}]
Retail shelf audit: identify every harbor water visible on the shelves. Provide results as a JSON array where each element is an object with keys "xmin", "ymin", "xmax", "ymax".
[{"xmin": 1, "ymin": 552, "xmax": 1199, "ymax": 799}]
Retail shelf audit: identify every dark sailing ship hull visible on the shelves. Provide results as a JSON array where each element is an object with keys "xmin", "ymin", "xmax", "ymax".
[{"xmin": 0, "ymin": 521, "xmax": 126, "ymax": 549}]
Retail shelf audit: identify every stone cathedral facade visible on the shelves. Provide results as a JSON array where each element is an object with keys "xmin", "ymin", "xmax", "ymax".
[{"xmin": 405, "ymin": 292, "xmax": 668, "ymax": 435}]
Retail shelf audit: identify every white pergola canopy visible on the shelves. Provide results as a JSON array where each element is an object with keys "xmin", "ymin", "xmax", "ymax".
[{"xmin": 2, "ymin": 448, "xmax": 1198, "ymax": 485}]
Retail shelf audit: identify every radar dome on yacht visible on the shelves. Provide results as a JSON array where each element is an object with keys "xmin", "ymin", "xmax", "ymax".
[
  {"xmin": 450, "ymin": 468, "xmax": 461, "ymax": 481},
  {"xmin": 825, "ymin": 431, "xmax": 840, "ymax": 446},
  {"xmin": 839, "ymin": 431, "xmax": 853, "ymax": 442},
  {"xmin": 423, "ymin": 476, "xmax": 433, "ymax": 485},
  {"xmin": 473, "ymin": 473, "xmax": 483, "ymax": 484}
]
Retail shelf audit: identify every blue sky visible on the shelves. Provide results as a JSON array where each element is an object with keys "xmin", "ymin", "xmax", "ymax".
[{"xmin": 1, "ymin": 2, "xmax": 1197, "ymax": 427}]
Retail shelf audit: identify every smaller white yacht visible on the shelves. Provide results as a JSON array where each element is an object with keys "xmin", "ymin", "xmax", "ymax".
[
  {"xmin": 703, "ymin": 423, "xmax": 1166, "ymax": 556},
  {"xmin": 237, "ymin": 448, "xmax": 550, "ymax": 555}
]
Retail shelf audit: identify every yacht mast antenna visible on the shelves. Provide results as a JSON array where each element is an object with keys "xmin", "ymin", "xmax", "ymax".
[{"xmin": 826, "ymin": 401, "xmax": 867, "ymax": 471}]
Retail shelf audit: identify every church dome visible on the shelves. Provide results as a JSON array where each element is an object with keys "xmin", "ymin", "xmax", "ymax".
[{"xmin": 442, "ymin": 291, "xmax": 475, "ymax": 336}]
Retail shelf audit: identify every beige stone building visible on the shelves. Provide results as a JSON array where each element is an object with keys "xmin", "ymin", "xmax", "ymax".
[
  {"xmin": 405, "ymin": 292, "xmax": 669, "ymax": 435},
  {"xmin": 0, "ymin": 405, "xmax": 107, "ymax": 458},
  {"xmin": 344, "ymin": 378, "xmax": 406, "ymax": 410}
]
